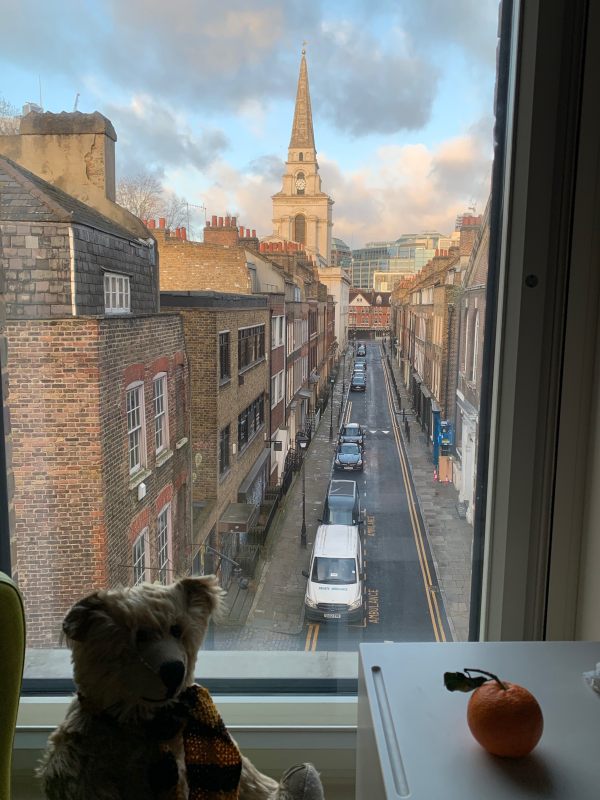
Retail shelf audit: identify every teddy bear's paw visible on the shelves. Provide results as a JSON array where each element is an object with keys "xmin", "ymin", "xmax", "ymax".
[{"xmin": 276, "ymin": 763, "xmax": 324, "ymax": 800}]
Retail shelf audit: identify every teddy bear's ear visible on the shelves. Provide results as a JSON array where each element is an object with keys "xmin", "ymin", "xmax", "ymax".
[
  {"xmin": 62, "ymin": 593, "xmax": 105, "ymax": 642},
  {"xmin": 177, "ymin": 576, "xmax": 223, "ymax": 616}
]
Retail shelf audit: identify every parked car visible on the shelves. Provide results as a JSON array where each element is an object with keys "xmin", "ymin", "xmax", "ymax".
[
  {"xmin": 334, "ymin": 442, "xmax": 364, "ymax": 472},
  {"xmin": 352, "ymin": 363, "xmax": 366, "ymax": 375},
  {"xmin": 339, "ymin": 422, "xmax": 365, "ymax": 449},
  {"xmin": 322, "ymin": 479, "xmax": 362, "ymax": 525},
  {"xmin": 354, "ymin": 355, "xmax": 367, "ymax": 371},
  {"xmin": 350, "ymin": 373, "xmax": 366, "ymax": 392},
  {"xmin": 302, "ymin": 524, "xmax": 364, "ymax": 622},
  {"xmin": 356, "ymin": 344, "xmax": 367, "ymax": 357}
]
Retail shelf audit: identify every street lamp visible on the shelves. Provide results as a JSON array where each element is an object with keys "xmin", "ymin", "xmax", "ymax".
[
  {"xmin": 296, "ymin": 430, "xmax": 310, "ymax": 547},
  {"xmin": 328, "ymin": 376, "xmax": 336, "ymax": 440}
]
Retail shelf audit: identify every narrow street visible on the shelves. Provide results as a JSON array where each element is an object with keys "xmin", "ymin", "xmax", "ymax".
[{"xmin": 211, "ymin": 340, "xmax": 452, "ymax": 652}]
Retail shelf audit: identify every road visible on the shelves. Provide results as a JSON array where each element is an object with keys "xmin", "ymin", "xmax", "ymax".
[{"xmin": 305, "ymin": 341, "xmax": 452, "ymax": 652}]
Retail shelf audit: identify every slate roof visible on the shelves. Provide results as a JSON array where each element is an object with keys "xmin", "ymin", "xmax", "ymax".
[{"xmin": 0, "ymin": 155, "xmax": 141, "ymax": 241}]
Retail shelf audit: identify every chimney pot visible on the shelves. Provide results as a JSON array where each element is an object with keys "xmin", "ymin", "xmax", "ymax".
[
  {"xmin": 211, "ymin": 215, "xmax": 217, "ymax": 227},
  {"xmin": 159, "ymin": 218, "xmax": 166, "ymax": 229},
  {"xmin": 148, "ymin": 219, "xmax": 156, "ymax": 229},
  {"xmin": 218, "ymin": 216, "xmax": 224, "ymax": 227},
  {"xmin": 239, "ymin": 226, "xmax": 245, "ymax": 237},
  {"xmin": 231, "ymin": 216, "xmax": 237, "ymax": 227},
  {"xmin": 176, "ymin": 227, "xmax": 181, "ymax": 238},
  {"xmin": 252, "ymin": 229, "xmax": 256, "ymax": 238},
  {"xmin": 181, "ymin": 227, "xmax": 187, "ymax": 240}
]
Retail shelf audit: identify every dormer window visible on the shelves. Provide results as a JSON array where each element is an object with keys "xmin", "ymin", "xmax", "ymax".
[{"xmin": 104, "ymin": 273, "xmax": 130, "ymax": 314}]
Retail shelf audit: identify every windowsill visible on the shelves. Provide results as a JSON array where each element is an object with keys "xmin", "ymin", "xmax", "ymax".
[
  {"xmin": 129, "ymin": 467, "xmax": 152, "ymax": 490},
  {"xmin": 155, "ymin": 448, "xmax": 174, "ymax": 468},
  {"xmin": 218, "ymin": 467, "xmax": 231, "ymax": 484},
  {"xmin": 219, "ymin": 377, "xmax": 232, "ymax": 388},
  {"xmin": 237, "ymin": 423, "xmax": 265, "ymax": 456},
  {"xmin": 238, "ymin": 357, "xmax": 266, "ymax": 376},
  {"xmin": 176, "ymin": 437, "xmax": 188, "ymax": 450}
]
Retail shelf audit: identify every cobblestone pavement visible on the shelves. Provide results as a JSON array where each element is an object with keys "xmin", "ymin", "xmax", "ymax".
[{"xmin": 211, "ymin": 343, "xmax": 473, "ymax": 649}]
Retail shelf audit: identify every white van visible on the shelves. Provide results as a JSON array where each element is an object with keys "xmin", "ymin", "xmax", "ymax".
[{"xmin": 303, "ymin": 524, "xmax": 364, "ymax": 622}]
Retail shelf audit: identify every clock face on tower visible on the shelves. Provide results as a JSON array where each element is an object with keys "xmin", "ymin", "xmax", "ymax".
[{"xmin": 295, "ymin": 176, "xmax": 306, "ymax": 191}]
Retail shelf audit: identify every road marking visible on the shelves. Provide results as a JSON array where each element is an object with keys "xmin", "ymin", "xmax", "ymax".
[
  {"xmin": 367, "ymin": 587, "xmax": 380, "ymax": 624},
  {"xmin": 367, "ymin": 514, "xmax": 376, "ymax": 537},
  {"xmin": 381, "ymin": 357, "xmax": 447, "ymax": 642},
  {"xmin": 305, "ymin": 623, "xmax": 321, "ymax": 651}
]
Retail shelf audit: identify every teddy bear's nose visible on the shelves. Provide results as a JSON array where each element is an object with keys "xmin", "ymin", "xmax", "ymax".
[{"xmin": 159, "ymin": 660, "xmax": 185, "ymax": 692}]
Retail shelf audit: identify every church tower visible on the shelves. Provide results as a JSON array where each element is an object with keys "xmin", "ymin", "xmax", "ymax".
[{"xmin": 271, "ymin": 49, "xmax": 334, "ymax": 265}]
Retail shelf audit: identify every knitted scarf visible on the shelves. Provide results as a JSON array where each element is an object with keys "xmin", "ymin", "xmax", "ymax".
[{"xmin": 180, "ymin": 684, "xmax": 242, "ymax": 800}]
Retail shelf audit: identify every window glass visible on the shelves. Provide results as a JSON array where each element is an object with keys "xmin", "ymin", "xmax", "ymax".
[{"xmin": 0, "ymin": 0, "xmax": 515, "ymax": 692}]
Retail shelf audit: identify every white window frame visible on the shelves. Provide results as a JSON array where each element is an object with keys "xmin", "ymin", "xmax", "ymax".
[
  {"xmin": 157, "ymin": 504, "xmax": 172, "ymax": 585},
  {"xmin": 126, "ymin": 381, "xmax": 146, "ymax": 475},
  {"xmin": 132, "ymin": 528, "xmax": 149, "ymax": 586},
  {"xmin": 153, "ymin": 373, "xmax": 169, "ymax": 454},
  {"xmin": 471, "ymin": 311, "xmax": 480, "ymax": 383},
  {"xmin": 104, "ymin": 272, "xmax": 131, "ymax": 314}
]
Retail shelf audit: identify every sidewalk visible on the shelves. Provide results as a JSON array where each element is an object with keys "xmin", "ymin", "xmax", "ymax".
[
  {"xmin": 385, "ymin": 348, "xmax": 472, "ymax": 641},
  {"xmin": 243, "ymin": 376, "xmax": 347, "ymax": 635}
]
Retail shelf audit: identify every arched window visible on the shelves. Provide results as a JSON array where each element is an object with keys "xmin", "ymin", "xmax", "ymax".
[
  {"xmin": 294, "ymin": 214, "xmax": 306, "ymax": 245},
  {"xmin": 298, "ymin": 152, "xmax": 304, "ymax": 162}
]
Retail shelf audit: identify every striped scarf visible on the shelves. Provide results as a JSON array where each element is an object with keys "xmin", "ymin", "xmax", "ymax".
[{"xmin": 181, "ymin": 684, "xmax": 242, "ymax": 800}]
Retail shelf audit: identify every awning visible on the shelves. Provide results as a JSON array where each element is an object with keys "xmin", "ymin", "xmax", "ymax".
[
  {"xmin": 296, "ymin": 388, "xmax": 313, "ymax": 400},
  {"xmin": 237, "ymin": 449, "xmax": 270, "ymax": 501},
  {"xmin": 217, "ymin": 502, "xmax": 259, "ymax": 534}
]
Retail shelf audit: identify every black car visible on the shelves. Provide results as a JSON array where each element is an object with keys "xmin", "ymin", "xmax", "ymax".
[
  {"xmin": 334, "ymin": 442, "xmax": 364, "ymax": 472},
  {"xmin": 350, "ymin": 374, "xmax": 366, "ymax": 392},
  {"xmin": 339, "ymin": 422, "xmax": 365, "ymax": 449},
  {"xmin": 354, "ymin": 355, "xmax": 367, "ymax": 371}
]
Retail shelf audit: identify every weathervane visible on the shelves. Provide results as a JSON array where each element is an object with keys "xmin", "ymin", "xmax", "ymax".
[{"xmin": 302, "ymin": 40, "xmax": 308, "ymax": 55}]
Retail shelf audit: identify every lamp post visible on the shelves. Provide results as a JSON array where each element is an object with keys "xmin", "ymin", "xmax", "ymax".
[
  {"xmin": 296, "ymin": 431, "xmax": 310, "ymax": 547},
  {"xmin": 328, "ymin": 376, "xmax": 335, "ymax": 440}
]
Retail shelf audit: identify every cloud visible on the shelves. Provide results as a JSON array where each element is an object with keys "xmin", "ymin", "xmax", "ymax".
[
  {"xmin": 105, "ymin": 95, "xmax": 229, "ymax": 178},
  {"xmin": 0, "ymin": 0, "xmax": 498, "ymax": 138},
  {"xmin": 173, "ymin": 119, "xmax": 492, "ymax": 247}
]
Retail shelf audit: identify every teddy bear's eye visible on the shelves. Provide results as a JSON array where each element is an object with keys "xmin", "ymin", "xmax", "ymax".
[{"xmin": 170, "ymin": 624, "xmax": 183, "ymax": 639}]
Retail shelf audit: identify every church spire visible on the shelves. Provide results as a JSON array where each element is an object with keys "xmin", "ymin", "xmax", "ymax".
[{"xmin": 289, "ymin": 48, "xmax": 315, "ymax": 150}]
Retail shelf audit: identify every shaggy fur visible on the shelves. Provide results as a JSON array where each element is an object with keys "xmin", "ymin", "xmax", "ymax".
[{"xmin": 38, "ymin": 576, "xmax": 324, "ymax": 800}]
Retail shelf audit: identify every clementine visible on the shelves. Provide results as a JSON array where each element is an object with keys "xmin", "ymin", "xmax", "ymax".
[{"xmin": 466, "ymin": 679, "xmax": 544, "ymax": 758}]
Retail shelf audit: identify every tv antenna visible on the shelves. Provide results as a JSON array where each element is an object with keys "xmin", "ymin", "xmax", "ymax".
[{"xmin": 73, "ymin": 93, "xmax": 80, "ymax": 112}]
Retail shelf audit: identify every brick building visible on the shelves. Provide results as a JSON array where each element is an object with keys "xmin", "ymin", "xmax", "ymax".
[
  {"xmin": 391, "ymin": 249, "xmax": 461, "ymax": 447},
  {"xmin": 160, "ymin": 291, "xmax": 270, "ymax": 581},
  {"xmin": 0, "ymin": 151, "xmax": 191, "ymax": 647},
  {"xmin": 454, "ymin": 204, "xmax": 489, "ymax": 523},
  {"xmin": 348, "ymin": 290, "xmax": 391, "ymax": 340},
  {"xmin": 155, "ymin": 216, "xmax": 335, "ymax": 484}
]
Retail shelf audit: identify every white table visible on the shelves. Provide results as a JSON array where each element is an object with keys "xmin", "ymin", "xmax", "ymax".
[{"xmin": 356, "ymin": 641, "xmax": 600, "ymax": 799}]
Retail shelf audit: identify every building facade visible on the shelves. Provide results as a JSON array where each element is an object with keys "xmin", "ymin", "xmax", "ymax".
[
  {"xmin": 1, "ymin": 152, "xmax": 191, "ymax": 646},
  {"xmin": 348, "ymin": 290, "xmax": 392, "ymax": 340}
]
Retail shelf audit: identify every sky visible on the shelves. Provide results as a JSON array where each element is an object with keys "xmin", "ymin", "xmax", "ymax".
[{"xmin": 0, "ymin": 0, "xmax": 499, "ymax": 247}]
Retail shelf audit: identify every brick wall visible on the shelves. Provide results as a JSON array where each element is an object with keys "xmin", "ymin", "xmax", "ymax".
[
  {"xmin": 165, "ymin": 303, "xmax": 270, "ymax": 546},
  {"xmin": 0, "ymin": 211, "xmax": 16, "ymax": 569},
  {"xmin": 154, "ymin": 230, "xmax": 252, "ymax": 294},
  {"xmin": 98, "ymin": 314, "xmax": 190, "ymax": 588},
  {"xmin": 5, "ymin": 319, "xmax": 105, "ymax": 646},
  {"xmin": 5, "ymin": 313, "xmax": 191, "ymax": 646}
]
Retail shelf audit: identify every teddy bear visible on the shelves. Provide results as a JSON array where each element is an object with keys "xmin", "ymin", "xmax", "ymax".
[{"xmin": 38, "ymin": 576, "xmax": 325, "ymax": 800}]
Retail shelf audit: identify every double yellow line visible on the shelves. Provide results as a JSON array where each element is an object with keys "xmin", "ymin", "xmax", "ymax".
[
  {"xmin": 381, "ymin": 350, "xmax": 447, "ymax": 642},
  {"xmin": 305, "ymin": 623, "xmax": 320, "ymax": 651}
]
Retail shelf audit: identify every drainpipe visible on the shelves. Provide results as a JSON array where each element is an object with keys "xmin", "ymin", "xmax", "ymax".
[{"xmin": 444, "ymin": 303, "xmax": 455, "ymax": 419}]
